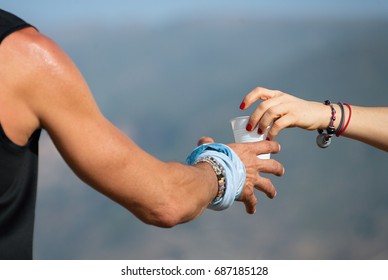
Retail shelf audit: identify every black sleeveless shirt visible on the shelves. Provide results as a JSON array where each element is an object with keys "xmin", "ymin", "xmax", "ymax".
[{"xmin": 0, "ymin": 9, "xmax": 41, "ymax": 260}]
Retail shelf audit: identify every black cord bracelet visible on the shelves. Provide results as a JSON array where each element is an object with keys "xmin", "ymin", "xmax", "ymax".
[{"xmin": 335, "ymin": 102, "xmax": 345, "ymax": 136}]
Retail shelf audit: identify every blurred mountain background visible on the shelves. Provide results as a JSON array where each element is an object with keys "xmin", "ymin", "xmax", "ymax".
[{"xmin": 3, "ymin": 1, "xmax": 388, "ymax": 259}]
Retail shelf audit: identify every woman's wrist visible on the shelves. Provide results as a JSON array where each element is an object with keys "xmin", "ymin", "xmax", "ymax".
[
  {"xmin": 328, "ymin": 103, "xmax": 349, "ymax": 133},
  {"xmin": 318, "ymin": 102, "xmax": 345, "ymax": 131},
  {"xmin": 316, "ymin": 100, "xmax": 352, "ymax": 148}
]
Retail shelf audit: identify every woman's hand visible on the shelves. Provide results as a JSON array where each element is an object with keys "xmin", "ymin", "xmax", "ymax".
[{"xmin": 240, "ymin": 87, "xmax": 330, "ymax": 140}]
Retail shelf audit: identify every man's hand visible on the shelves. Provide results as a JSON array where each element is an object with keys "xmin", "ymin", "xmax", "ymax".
[{"xmin": 197, "ymin": 136, "xmax": 284, "ymax": 214}]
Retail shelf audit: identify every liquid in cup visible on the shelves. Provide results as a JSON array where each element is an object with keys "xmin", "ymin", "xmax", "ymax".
[{"xmin": 230, "ymin": 116, "xmax": 272, "ymax": 159}]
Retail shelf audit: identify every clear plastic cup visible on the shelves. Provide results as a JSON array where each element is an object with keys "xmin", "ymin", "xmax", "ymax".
[{"xmin": 230, "ymin": 116, "xmax": 272, "ymax": 159}]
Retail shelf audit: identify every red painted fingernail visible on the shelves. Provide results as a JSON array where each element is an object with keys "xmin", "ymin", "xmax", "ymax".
[
  {"xmin": 257, "ymin": 128, "xmax": 263, "ymax": 134},
  {"xmin": 246, "ymin": 123, "xmax": 253, "ymax": 131},
  {"xmin": 266, "ymin": 137, "xmax": 270, "ymax": 141},
  {"xmin": 239, "ymin": 102, "xmax": 246, "ymax": 110}
]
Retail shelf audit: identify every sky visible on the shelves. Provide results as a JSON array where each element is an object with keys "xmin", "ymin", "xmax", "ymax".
[{"xmin": 3, "ymin": 0, "xmax": 388, "ymax": 27}]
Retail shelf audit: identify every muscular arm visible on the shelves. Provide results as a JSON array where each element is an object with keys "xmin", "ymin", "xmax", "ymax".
[
  {"xmin": 3, "ymin": 28, "xmax": 284, "ymax": 226},
  {"xmin": 8, "ymin": 28, "xmax": 219, "ymax": 227}
]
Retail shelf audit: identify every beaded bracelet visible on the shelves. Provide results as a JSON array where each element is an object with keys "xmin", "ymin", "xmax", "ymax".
[
  {"xmin": 194, "ymin": 156, "xmax": 226, "ymax": 206},
  {"xmin": 316, "ymin": 100, "xmax": 336, "ymax": 148},
  {"xmin": 326, "ymin": 100, "xmax": 336, "ymax": 135},
  {"xmin": 317, "ymin": 100, "xmax": 353, "ymax": 147}
]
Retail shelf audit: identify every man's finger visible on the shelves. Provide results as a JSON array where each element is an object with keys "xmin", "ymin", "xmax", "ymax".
[
  {"xmin": 243, "ymin": 140, "xmax": 281, "ymax": 156},
  {"xmin": 254, "ymin": 158, "xmax": 285, "ymax": 177},
  {"xmin": 238, "ymin": 187, "xmax": 257, "ymax": 214},
  {"xmin": 197, "ymin": 136, "xmax": 215, "ymax": 146},
  {"xmin": 254, "ymin": 176, "xmax": 277, "ymax": 199}
]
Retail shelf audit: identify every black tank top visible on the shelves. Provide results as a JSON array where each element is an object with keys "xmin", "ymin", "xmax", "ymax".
[{"xmin": 0, "ymin": 9, "xmax": 41, "ymax": 260}]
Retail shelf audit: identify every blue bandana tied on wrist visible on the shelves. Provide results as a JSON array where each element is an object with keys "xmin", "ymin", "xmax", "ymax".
[{"xmin": 186, "ymin": 143, "xmax": 246, "ymax": 211}]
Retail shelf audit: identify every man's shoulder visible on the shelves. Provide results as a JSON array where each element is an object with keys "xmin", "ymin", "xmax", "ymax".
[
  {"xmin": 2, "ymin": 27, "xmax": 61, "ymax": 62},
  {"xmin": 0, "ymin": 26, "xmax": 78, "ymax": 93},
  {"xmin": 0, "ymin": 27, "xmax": 78, "ymax": 140}
]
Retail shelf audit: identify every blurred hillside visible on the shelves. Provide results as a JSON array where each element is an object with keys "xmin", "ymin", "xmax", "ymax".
[{"xmin": 34, "ymin": 17, "xmax": 388, "ymax": 259}]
